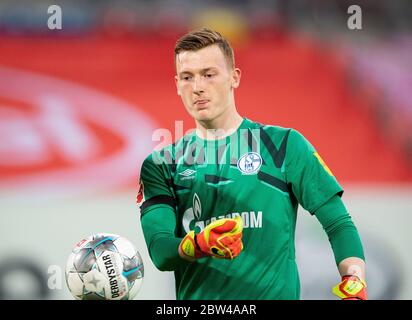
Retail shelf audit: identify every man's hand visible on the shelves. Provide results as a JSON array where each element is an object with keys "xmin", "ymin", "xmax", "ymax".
[
  {"xmin": 179, "ymin": 216, "xmax": 243, "ymax": 261},
  {"xmin": 332, "ymin": 275, "xmax": 367, "ymax": 300}
]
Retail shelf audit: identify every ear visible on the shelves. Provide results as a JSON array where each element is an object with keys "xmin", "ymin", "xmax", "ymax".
[
  {"xmin": 231, "ymin": 68, "xmax": 241, "ymax": 89},
  {"xmin": 174, "ymin": 75, "xmax": 181, "ymax": 96}
]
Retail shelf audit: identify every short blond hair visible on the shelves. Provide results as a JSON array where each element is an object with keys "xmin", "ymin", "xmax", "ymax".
[{"xmin": 174, "ymin": 28, "xmax": 235, "ymax": 69}]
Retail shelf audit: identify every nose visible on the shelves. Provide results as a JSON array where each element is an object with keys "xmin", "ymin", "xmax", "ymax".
[{"xmin": 193, "ymin": 76, "xmax": 204, "ymax": 94}]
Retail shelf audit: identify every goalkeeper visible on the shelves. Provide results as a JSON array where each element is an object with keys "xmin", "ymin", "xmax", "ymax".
[{"xmin": 137, "ymin": 28, "xmax": 366, "ymax": 300}]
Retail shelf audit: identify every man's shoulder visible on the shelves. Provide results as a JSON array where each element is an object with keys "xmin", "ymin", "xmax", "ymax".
[
  {"xmin": 259, "ymin": 123, "xmax": 292, "ymax": 134},
  {"xmin": 246, "ymin": 120, "xmax": 316, "ymax": 154},
  {"xmin": 246, "ymin": 118, "xmax": 290, "ymax": 132},
  {"xmin": 161, "ymin": 130, "xmax": 196, "ymax": 156},
  {"xmin": 142, "ymin": 131, "xmax": 195, "ymax": 167},
  {"xmin": 248, "ymin": 119, "xmax": 299, "ymax": 143}
]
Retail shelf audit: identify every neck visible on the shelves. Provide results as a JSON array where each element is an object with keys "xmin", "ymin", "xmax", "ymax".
[{"xmin": 195, "ymin": 107, "xmax": 243, "ymax": 140}]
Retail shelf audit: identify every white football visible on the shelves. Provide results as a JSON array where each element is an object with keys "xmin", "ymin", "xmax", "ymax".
[{"xmin": 65, "ymin": 233, "xmax": 144, "ymax": 300}]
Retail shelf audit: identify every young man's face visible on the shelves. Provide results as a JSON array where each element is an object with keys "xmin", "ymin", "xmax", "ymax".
[{"xmin": 175, "ymin": 44, "xmax": 240, "ymax": 123}]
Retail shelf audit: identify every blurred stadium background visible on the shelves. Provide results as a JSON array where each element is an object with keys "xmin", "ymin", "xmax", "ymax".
[{"xmin": 0, "ymin": 0, "xmax": 411, "ymax": 299}]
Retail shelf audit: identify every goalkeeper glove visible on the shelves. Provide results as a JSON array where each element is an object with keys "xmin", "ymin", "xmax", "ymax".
[
  {"xmin": 178, "ymin": 216, "xmax": 243, "ymax": 261},
  {"xmin": 332, "ymin": 275, "xmax": 367, "ymax": 300}
]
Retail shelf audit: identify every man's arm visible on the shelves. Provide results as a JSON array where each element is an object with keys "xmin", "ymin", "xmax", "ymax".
[
  {"xmin": 338, "ymin": 256, "xmax": 365, "ymax": 280},
  {"xmin": 140, "ymin": 205, "xmax": 189, "ymax": 271},
  {"xmin": 141, "ymin": 203, "xmax": 244, "ymax": 271},
  {"xmin": 314, "ymin": 194, "xmax": 365, "ymax": 267},
  {"xmin": 137, "ymin": 153, "xmax": 189, "ymax": 271},
  {"xmin": 314, "ymin": 194, "xmax": 367, "ymax": 299},
  {"xmin": 283, "ymin": 129, "xmax": 366, "ymax": 298},
  {"xmin": 138, "ymin": 153, "xmax": 243, "ymax": 272}
]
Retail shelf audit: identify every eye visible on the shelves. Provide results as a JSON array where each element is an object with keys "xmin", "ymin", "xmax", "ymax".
[
  {"xmin": 205, "ymin": 74, "xmax": 213, "ymax": 78},
  {"xmin": 181, "ymin": 75, "xmax": 192, "ymax": 81}
]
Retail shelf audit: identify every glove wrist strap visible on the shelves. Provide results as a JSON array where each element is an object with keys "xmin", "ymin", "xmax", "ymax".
[
  {"xmin": 332, "ymin": 275, "xmax": 367, "ymax": 300},
  {"xmin": 179, "ymin": 231, "xmax": 203, "ymax": 261}
]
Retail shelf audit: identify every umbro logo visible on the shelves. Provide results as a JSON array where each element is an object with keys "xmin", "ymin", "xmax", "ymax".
[{"xmin": 178, "ymin": 169, "xmax": 196, "ymax": 179}]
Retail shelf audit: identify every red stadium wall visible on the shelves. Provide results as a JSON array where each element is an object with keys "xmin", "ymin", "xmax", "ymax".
[{"xmin": 1, "ymin": 33, "xmax": 411, "ymax": 193}]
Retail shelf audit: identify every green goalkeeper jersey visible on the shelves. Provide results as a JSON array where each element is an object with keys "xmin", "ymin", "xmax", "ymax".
[{"xmin": 138, "ymin": 118, "xmax": 343, "ymax": 299}]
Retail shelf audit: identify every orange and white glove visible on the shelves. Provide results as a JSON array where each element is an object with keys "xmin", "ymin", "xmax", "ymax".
[
  {"xmin": 178, "ymin": 216, "xmax": 243, "ymax": 261},
  {"xmin": 332, "ymin": 275, "xmax": 367, "ymax": 300}
]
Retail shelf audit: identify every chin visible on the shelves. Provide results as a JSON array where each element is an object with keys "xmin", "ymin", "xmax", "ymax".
[{"xmin": 194, "ymin": 110, "xmax": 214, "ymax": 122}]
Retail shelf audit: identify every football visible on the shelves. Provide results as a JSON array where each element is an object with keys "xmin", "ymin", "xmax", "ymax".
[{"xmin": 65, "ymin": 233, "xmax": 144, "ymax": 300}]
